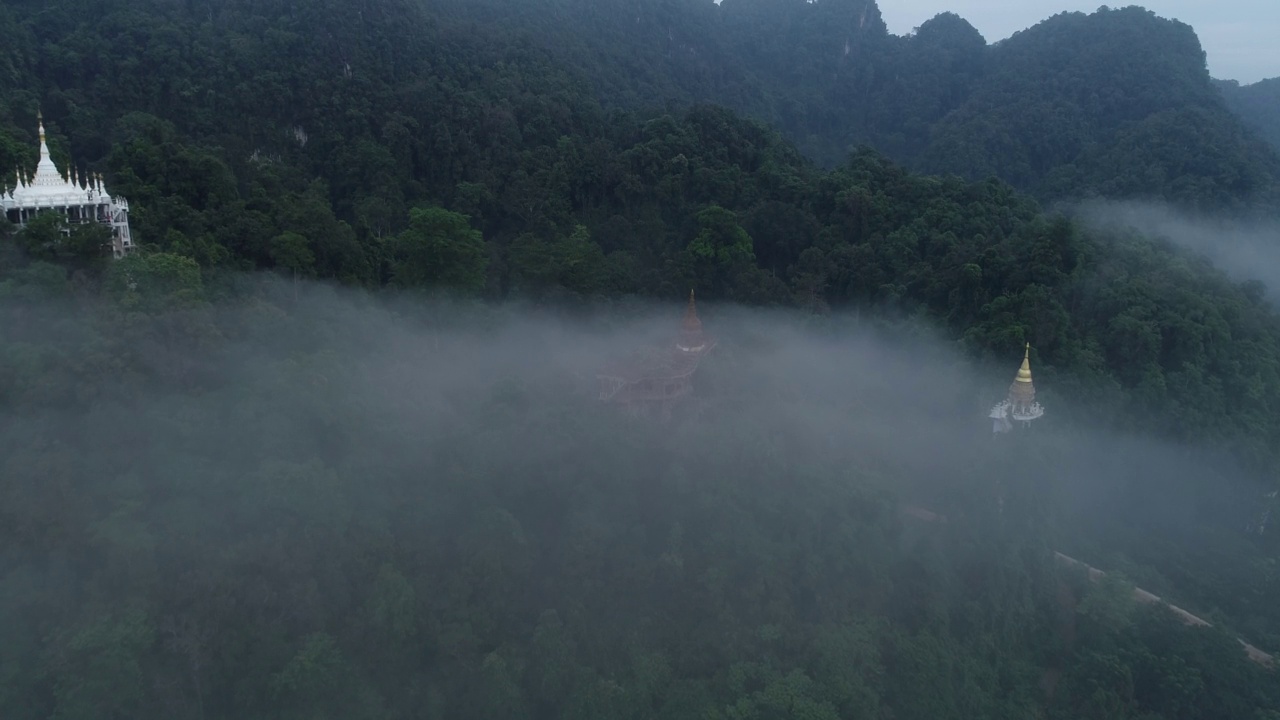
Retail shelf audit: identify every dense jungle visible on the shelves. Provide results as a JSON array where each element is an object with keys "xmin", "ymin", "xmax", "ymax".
[{"xmin": 3, "ymin": 1, "xmax": 1280, "ymax": 718}]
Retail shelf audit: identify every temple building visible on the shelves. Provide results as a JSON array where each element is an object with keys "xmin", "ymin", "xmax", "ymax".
[
  {"xmin": 2, "ymin": 113, "xmax": 134, "ymax": 258},
  {"xmin": 989, "ymin": 343, "xmax": 1045, "ymax": 434},
  {"xmin": 597, "ymin": 290, "xmax": 717, "ymax": 420}
]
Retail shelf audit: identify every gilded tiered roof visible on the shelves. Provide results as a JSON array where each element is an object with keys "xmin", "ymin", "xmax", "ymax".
[{"xmin": 1007, "ymin": 343, "xmax": 1037, "ymax": 406}]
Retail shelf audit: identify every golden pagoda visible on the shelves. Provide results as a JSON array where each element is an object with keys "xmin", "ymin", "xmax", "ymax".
[{"xmin": 989, "ymin": 343, "xmax": 1045, "ymax": 433}]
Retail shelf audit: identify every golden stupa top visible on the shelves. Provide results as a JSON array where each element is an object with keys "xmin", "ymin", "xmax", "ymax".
[{"xmin": 1015, "ymin": 342, "xmax": 1033, "ymax": 383}]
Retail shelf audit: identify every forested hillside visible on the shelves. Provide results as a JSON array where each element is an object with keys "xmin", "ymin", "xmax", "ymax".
[
  {"xmin": 1218, "ymin": 78, "xmax": 1280, "ymax": 154},
  {"xmin": 917, "ymin": 9, "xmax": 1279, "ymax": 209},
  {"xmin": 425, "ymin": 0, "xmax": 1280, "ymax": 210},
  {"xmin": 3, "ymin": 1, "xmax": 1275, "ymax": 212},
  {"xmin": 5, "ymin": 0, "xmax": 1280, "ymax": 717},
  {"xmin": 2, "ymin": 0, "xmax": 1280, "ymax": 466}
]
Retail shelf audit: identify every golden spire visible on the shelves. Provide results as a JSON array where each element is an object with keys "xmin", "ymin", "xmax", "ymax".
[
  {"xmin": 1015, "ymin": 342, "xmax": 1033, "ymax": 383},
  {"xmin": 34, "ymin": 109, "xmax": 54, "ymax": 179}
]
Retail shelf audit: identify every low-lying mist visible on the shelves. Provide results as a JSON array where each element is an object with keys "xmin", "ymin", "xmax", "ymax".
[
  {"xmin": 3, "ymin": 273, "xmax": 1278, "ymax": 703},
  {"xmin": 3, "ymin": 275, "xmax": 1270, "ymax": 567},
  {"xmin": 1072, "ymin": 198, "xmax": 1280, "ymax": 300}
]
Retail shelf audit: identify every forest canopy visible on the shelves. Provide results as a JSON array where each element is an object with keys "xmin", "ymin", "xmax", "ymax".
[{"xmin": 3, "ymin": 0, "xmax": 1280, "ymax": 718}]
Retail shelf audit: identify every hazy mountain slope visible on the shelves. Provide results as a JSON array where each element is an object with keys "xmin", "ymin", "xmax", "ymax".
[
  {"xmin": 1217, "ymin": 77, "xmax": 1280, "ymax": 153},
  {"xmin": 424, "ymin": 0, "xmax": 941, "ymax": 168},
  {"xmin": 920, "ymin": 7, "xmax": 1280, "ymax": 211},
  {"xmin": 422, "ymin": 0, "xmax": 1280, "ymax": 210}
]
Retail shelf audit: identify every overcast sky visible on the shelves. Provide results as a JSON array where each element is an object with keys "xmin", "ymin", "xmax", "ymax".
[{"xmin": 877, "ymin": 1, "xmax": 1278, "ymax": 84}]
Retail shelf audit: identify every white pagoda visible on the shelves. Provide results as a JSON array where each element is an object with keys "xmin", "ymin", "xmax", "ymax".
[
  {"xmin": 1, "ymin": 112, "xmax": 134, "ymax": 258},
  {"xmin": 990, "ymin": 343, "xmax": 1045, "ymax": 434}
]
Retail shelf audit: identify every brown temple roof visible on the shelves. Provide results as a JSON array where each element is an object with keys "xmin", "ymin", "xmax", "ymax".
[
  {"xmin": 677, "ymin": 289, "xmax": 711, "ymax": 353},
  {"xmin": 597, "ymin": 345, "xmax": 703, "ymax": 382},
  {"xmin": 683, "ymin": 289, "xmax": 702, "ymax": 333},
  {"xmin": 597, "ymin": 289, "xmax": 715, "ymax": 383}
]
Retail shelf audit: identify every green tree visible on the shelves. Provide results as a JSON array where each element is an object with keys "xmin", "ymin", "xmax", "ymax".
[
  {"xmin": 13, "ymin": 212, "xmax": 68, "ymax": 262},
  {"xmin": 269, "ymin": 231, "xmax": 316, "ymax": 278},
  {"xmin": 687, "ymin": 205, "xmax": 756, "ymax": 297},
  {"xmin": 390, "ymin": 207, "xmax": 487, "ymax": 293},
  {"xmin": 105, "ymin": 251, "xmax": 204, "ymax": 311},
  {"xmin": 47, "ymin": 610, "xmax": 155, "ymax": 720}
]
